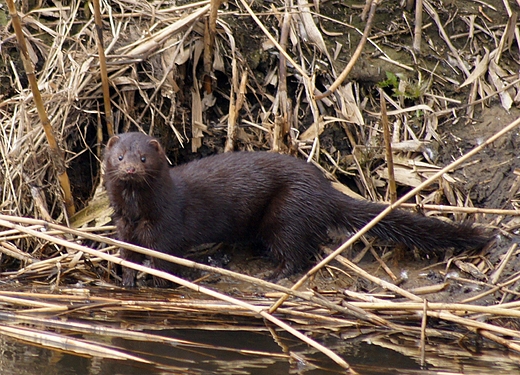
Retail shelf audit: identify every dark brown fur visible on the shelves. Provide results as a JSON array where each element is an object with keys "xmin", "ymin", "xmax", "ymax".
[{"xmin": 104, "ymin": 132, "xmax": 489, "ymax": 286}]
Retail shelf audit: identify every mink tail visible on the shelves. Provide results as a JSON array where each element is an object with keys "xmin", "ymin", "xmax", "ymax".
[{"xmin": 334, "ymin": 192, "xmax": 489, "ymax": 252}]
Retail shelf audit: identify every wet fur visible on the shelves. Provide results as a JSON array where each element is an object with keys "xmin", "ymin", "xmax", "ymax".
[{"xmin": 104, "ymin": 132, "xmax": 489, "ymax": 286}]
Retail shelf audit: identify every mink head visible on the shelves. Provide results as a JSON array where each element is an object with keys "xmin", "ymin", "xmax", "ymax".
[{"xmin": 104, "ymin": 133, "xmax": 168, "ymax": 184}]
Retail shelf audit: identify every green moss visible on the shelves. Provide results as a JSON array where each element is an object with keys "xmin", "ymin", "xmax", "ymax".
[{"xmin": 378, "ymin": 71, "xmax": 428, "ymax": 100}]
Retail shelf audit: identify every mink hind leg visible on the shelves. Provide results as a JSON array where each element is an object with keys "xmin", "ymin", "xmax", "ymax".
[
  {"xmin": 265, "ymin": 238, "xmax": 322, "ymax": 280},
  {"xmin": 120, "ymin": 248, "xmax": 146, "ymax": 287},
  {"xmin": 149, "ymin": 257, "xmax": 185, "ymax": 287},
  {"xmin": 258, "ymin": 200, "xmax": 326, "ymax": 280}
]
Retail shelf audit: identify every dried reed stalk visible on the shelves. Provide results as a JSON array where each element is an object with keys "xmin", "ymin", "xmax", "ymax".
[
  {"xmin": 380, "ymin": 87, "xmax": 397, "ymax": 203},
  {"xmin": 5, "ymin": 0, "xmax": 75, "ymax": 218},
  {"xmin": 93, "ymin": 0, "xmax": 114, "ymax": 137}
]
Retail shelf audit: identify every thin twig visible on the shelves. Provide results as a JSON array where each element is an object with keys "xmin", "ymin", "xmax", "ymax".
[{"xmin": 315, "ymin": 0, "xmax": 379, "ymax": 100}]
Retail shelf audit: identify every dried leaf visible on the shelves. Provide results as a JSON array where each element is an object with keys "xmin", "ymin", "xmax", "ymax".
[
  {"xmin": 460, "ymin": 49, "xmax": 489, "ymax": 88},
  {"xmin": 296, "ymin": 0, "xmax": 328, "ymax": 56},
  {"xmin": 336, "ymin": 83, "xmax": 364, "ymax": 125},
  {"xmin": 377, "ymin": 166, "xmax": 423, "ymax": 188},
  {"xmin": 391, "ymin": 140, "xmax": 426, "ymax": 153},
  {"xmin": 453, "ymin": 260, "xmax": 488, "ymax": 281},
  {"xmin": 488, "ymin": 56, "xmax": 513, "ymax": 111}
]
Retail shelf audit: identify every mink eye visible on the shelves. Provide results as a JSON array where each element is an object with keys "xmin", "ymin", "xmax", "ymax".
[
  {"xmin": 118, "ymin": 155, "xmax": 123, "ymax": 161},
  {"xmin": 141, "ymin": 156, "xmax": 146, "ymax": 163}
]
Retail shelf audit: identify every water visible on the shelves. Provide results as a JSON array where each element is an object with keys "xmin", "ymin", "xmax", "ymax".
[{"xmin": 1, "ymin": 322, "xmax": 519, "ymax": 374}]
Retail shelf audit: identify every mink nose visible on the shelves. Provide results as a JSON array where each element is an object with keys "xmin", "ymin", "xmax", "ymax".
[{"xmin": 126, "ymin": 167, "xmax": 136, "ymax": 174}]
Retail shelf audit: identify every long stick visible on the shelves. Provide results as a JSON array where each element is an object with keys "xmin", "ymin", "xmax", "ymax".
[{"xmin": 93, "ymin": 0, "xmax": 114, "ymax": 137}]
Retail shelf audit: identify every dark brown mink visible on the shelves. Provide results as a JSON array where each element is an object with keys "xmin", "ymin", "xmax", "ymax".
[{"xmin": 104, "ymin": 132, "xmax": 489, "ymax": 286}]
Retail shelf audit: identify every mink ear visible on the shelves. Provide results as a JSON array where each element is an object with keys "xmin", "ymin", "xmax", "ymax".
[
  {"xmin": 107, "ymin": 135, "xmax": 120, "ymax": 149},
  {"xmin": 149, "ymin": 139, "xmax": 163, "ymax": 153}
]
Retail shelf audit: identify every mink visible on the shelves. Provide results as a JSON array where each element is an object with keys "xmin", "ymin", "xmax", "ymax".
[{"xmin": 104, "ymin": 132, "xmax": 489, "ymax": 286}]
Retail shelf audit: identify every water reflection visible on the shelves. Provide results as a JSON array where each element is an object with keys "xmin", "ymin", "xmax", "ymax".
[{"xmin": 2, "ymin": 325, "xmax": 520, "ymax": 374}]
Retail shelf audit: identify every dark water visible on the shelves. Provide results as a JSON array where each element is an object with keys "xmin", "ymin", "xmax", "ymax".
[{"xmin": 1, "ymin": 324, "xmax": 519, "ymax": 375}]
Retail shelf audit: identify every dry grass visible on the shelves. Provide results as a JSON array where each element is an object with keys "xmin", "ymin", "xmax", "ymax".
[{"xmin": 1, "ymin": 0, "xmax": 520, "ymax": 371}]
